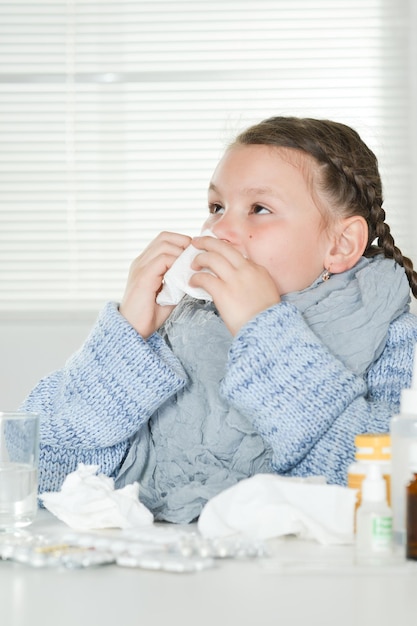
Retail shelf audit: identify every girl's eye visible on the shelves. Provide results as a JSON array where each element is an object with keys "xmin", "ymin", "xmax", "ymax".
[
  {"xmin": 252, "ymin": 204, "xmax": 270, "ymax": 215},
  {"xmin": 208, "ymin": 203, "xmax": 224, "ymax": 214}
]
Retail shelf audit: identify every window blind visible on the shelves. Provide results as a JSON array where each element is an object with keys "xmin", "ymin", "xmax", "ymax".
[{"xmin": 0, "ymin": 0, "xmax": 414, "ymax": 314}]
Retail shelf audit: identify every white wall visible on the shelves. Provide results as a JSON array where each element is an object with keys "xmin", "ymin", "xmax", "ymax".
[{"xmin": 0, "ymin": 316, "xmax": 94, "ymax": 410}]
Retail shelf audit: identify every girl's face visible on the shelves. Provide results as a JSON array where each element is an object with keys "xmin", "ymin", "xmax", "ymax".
[{"xmin": 203, "ymin": 144, "xmax": 334, "ymax": 295}]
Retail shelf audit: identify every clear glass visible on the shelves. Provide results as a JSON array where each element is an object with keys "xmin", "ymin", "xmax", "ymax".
[{"xmin": 0, "ymin": 412, "xmax": 39, "ymax": 534}]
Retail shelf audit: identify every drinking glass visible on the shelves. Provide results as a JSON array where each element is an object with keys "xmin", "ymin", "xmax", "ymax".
[{"xmin": 0, "ymin": 412, "xmax": 39, "ymax": 534}]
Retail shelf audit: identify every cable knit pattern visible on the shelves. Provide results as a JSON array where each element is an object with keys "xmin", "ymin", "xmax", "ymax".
[
  {"xmin": 221, "ymin": 302, "xmax": 417, "ymax": 481},
  {"xmin": 22, "ymin": 298, "xmax": 417, "ymax": 517},
  {"xmin": 23, "ymin": 302, "xmax": 187, "ymax": 493}
]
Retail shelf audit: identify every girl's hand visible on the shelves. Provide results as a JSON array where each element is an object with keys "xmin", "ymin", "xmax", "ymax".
[
  {"xmin": 189, "ymin": 235, "xmax": 281, "ymax": 335},
  {"xmin": 119, "ymin": 231, "xmax": 192, "ymax": 338}
]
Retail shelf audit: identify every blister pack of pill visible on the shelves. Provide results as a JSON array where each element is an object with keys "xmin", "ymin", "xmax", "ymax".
[
  {"xmin": 0, "ymin": 535, "xmax": 115, "ymax": 569},
  {"xmin": 0, "ymin": 526, "xmax": 269, "ymax": 572}
]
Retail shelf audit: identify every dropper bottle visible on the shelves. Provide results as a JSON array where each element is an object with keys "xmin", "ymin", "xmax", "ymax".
[
  {"xmin": 355, "ymin": 463, "xmax": 393, "ymax": 565},
  {"xmin": 390, "ymin": 343, "xmax": 417, "ymax": 546}
]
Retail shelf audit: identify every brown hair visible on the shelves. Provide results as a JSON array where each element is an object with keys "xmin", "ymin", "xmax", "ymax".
[{"xmin": 233, "ymin": 116, "xmax": 417, "ymax": 297}]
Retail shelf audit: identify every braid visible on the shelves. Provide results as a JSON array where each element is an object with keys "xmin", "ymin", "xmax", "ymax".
[
  {"xmin": 234, "ymin": 116, "xmax": 417, "ymax": 298},
  {"xmin": 367, "ymin": 204, "xmax": 417, "ymax": 297}
]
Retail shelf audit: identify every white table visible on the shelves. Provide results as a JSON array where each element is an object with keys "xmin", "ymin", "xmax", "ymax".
[{"xmin": 1, "ymin": 510, "xmax": 417, "ymax": 626}]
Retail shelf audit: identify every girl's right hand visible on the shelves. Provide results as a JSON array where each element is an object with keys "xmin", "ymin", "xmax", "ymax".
[{"xmin": 119, "ymin": 231, "xmax": 192, "ymax": 338}]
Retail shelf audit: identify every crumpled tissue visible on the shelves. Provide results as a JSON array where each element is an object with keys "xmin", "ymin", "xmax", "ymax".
[
  {"xmin": 156, "ymin": 230, "xmax": 216, "ymax": 306},
  {"xmin": 198, "ymin": 474, "xmax": 357, "ymax": 545},
  {"xmin": 40, "ymin": 464, "xmax": 154, "ymax": 530}
]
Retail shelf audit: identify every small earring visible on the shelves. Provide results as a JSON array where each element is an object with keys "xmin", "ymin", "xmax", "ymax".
[{"xmin": 321, "ymin": 269, "xmax": 331, "ymax": 282}]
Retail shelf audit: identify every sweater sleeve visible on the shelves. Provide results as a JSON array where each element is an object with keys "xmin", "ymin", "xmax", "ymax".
[
  {"xmin": 220, "ymin": 302, "xmax": 417, "ymax": 485},
  {"xmin": 21, "ymin": 302, "xmax": 188, "ymax": 492}
]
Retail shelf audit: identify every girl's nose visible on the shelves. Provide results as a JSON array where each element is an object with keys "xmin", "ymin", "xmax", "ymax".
[{"xmin": 211, "ymin": 212, "xmax": 239, "ymax": 244}]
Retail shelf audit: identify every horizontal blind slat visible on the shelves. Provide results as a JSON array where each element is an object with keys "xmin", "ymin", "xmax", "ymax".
[{"xmin": 0, "ymin": 0, "xmax": 413, "ymax": 313}]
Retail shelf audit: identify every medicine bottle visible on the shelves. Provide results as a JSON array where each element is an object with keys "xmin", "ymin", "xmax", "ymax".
[
  {"xmin": 348, "ymin": 433, "xmax": 391, "ymax": 514},
  {"xmin": 355, "ymin": 463, "xmax": 393, "ymax": 565},
  {"xmin": 406, "ymin": 442, "xmax": 417, "ymax": 560},
  {"xmin": 390, "ymin": 343, "xmax": 417, "ymax": 546}
]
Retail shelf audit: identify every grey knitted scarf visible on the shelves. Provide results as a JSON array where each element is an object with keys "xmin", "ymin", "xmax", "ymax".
[
  {"xmin": 283, "ymin": 256, "xmax": 410, "ymax": 375},
  {"xmin": 115, "ymin": 256, "xmax": 410, "ymax": 522}
]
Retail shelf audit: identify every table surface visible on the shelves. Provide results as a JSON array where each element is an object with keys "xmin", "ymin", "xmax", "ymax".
[{"xmin": 1, "ymin": 510, "xmax": 417, "ymax": 626}]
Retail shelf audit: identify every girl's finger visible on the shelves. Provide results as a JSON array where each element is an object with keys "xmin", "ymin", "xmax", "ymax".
[
  {"xmin": 192, "ymin": 236, "xmax": 246, "ymax": 270},
  {"xmin": 191, "ymin": 250, "xmax": 237, "ymax": 282}
]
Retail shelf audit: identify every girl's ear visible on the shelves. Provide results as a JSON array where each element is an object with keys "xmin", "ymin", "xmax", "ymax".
[{"xmin": 324, "ymin": 216, "xmax": 368, "ymax": 274}]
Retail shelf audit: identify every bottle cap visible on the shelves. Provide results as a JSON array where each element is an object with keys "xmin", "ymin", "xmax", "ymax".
[
  {"xmin": 361, "ymin": 463, "xmax": 387, "ymax": 503},
  {"xmin": 354, "ymin": 433, "xmax": 391, "ymax": 461}
]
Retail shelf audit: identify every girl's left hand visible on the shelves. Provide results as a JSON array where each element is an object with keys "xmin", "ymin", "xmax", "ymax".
[{"xmin": 189, "ymin": 235, "xmax": 281, "ymax": 335}]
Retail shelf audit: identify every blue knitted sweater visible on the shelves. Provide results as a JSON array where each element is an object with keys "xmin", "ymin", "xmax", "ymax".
[{"xmin": 23, "ymin": 296, "xmax": 417, "ymax": 521}]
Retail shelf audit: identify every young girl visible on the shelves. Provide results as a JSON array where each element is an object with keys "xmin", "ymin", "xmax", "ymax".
[{"xmin": 23, "ymin": 116, "xmax": 417, "ymax": 523}]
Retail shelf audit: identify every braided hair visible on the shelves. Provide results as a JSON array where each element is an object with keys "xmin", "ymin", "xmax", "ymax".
[{"xmin": 233, "ymin": 116, "xmax": 417, "ymax": 298}]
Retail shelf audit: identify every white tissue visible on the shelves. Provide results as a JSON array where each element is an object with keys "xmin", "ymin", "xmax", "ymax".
[
  {"xmin": 40, "ymin": 464, "xmax": 154, "ymax": 530},
  {"xmin": 197, "ymin": 474, "xmax": 357, "ymax": 545},
  {"xmin": 156, "ymin": 230, "xmax": 216, "ymax": 306}
]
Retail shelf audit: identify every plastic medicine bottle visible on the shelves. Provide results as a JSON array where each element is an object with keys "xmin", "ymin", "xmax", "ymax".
[
  {"xmin": 406, "ymin": 442, "xmax": 417, "ymax": 560},
  {"xmin": 348, "ymin": 433, "xmax": 391, "ymax": 514},
  {"xmin": 390, "ymin": 343, "xmax": 417, "ymax": 546},
  {"xmin": 355, "ymin": 464, "xmax": 393, "ymax": 565}
]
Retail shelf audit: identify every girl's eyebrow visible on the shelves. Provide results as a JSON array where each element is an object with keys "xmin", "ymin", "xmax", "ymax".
[
  {"xmin": 208, "ymin": 182, "xmax": 279, "ymax": 197},
  {"xmin": 244, "ymin": 186, "xmax": 275, "ymax": 196}
]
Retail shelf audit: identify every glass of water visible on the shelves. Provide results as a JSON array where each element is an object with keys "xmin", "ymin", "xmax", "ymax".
[{"xmin": 0, "ymin": 412, "xmax": 39, "ymax": 534}]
